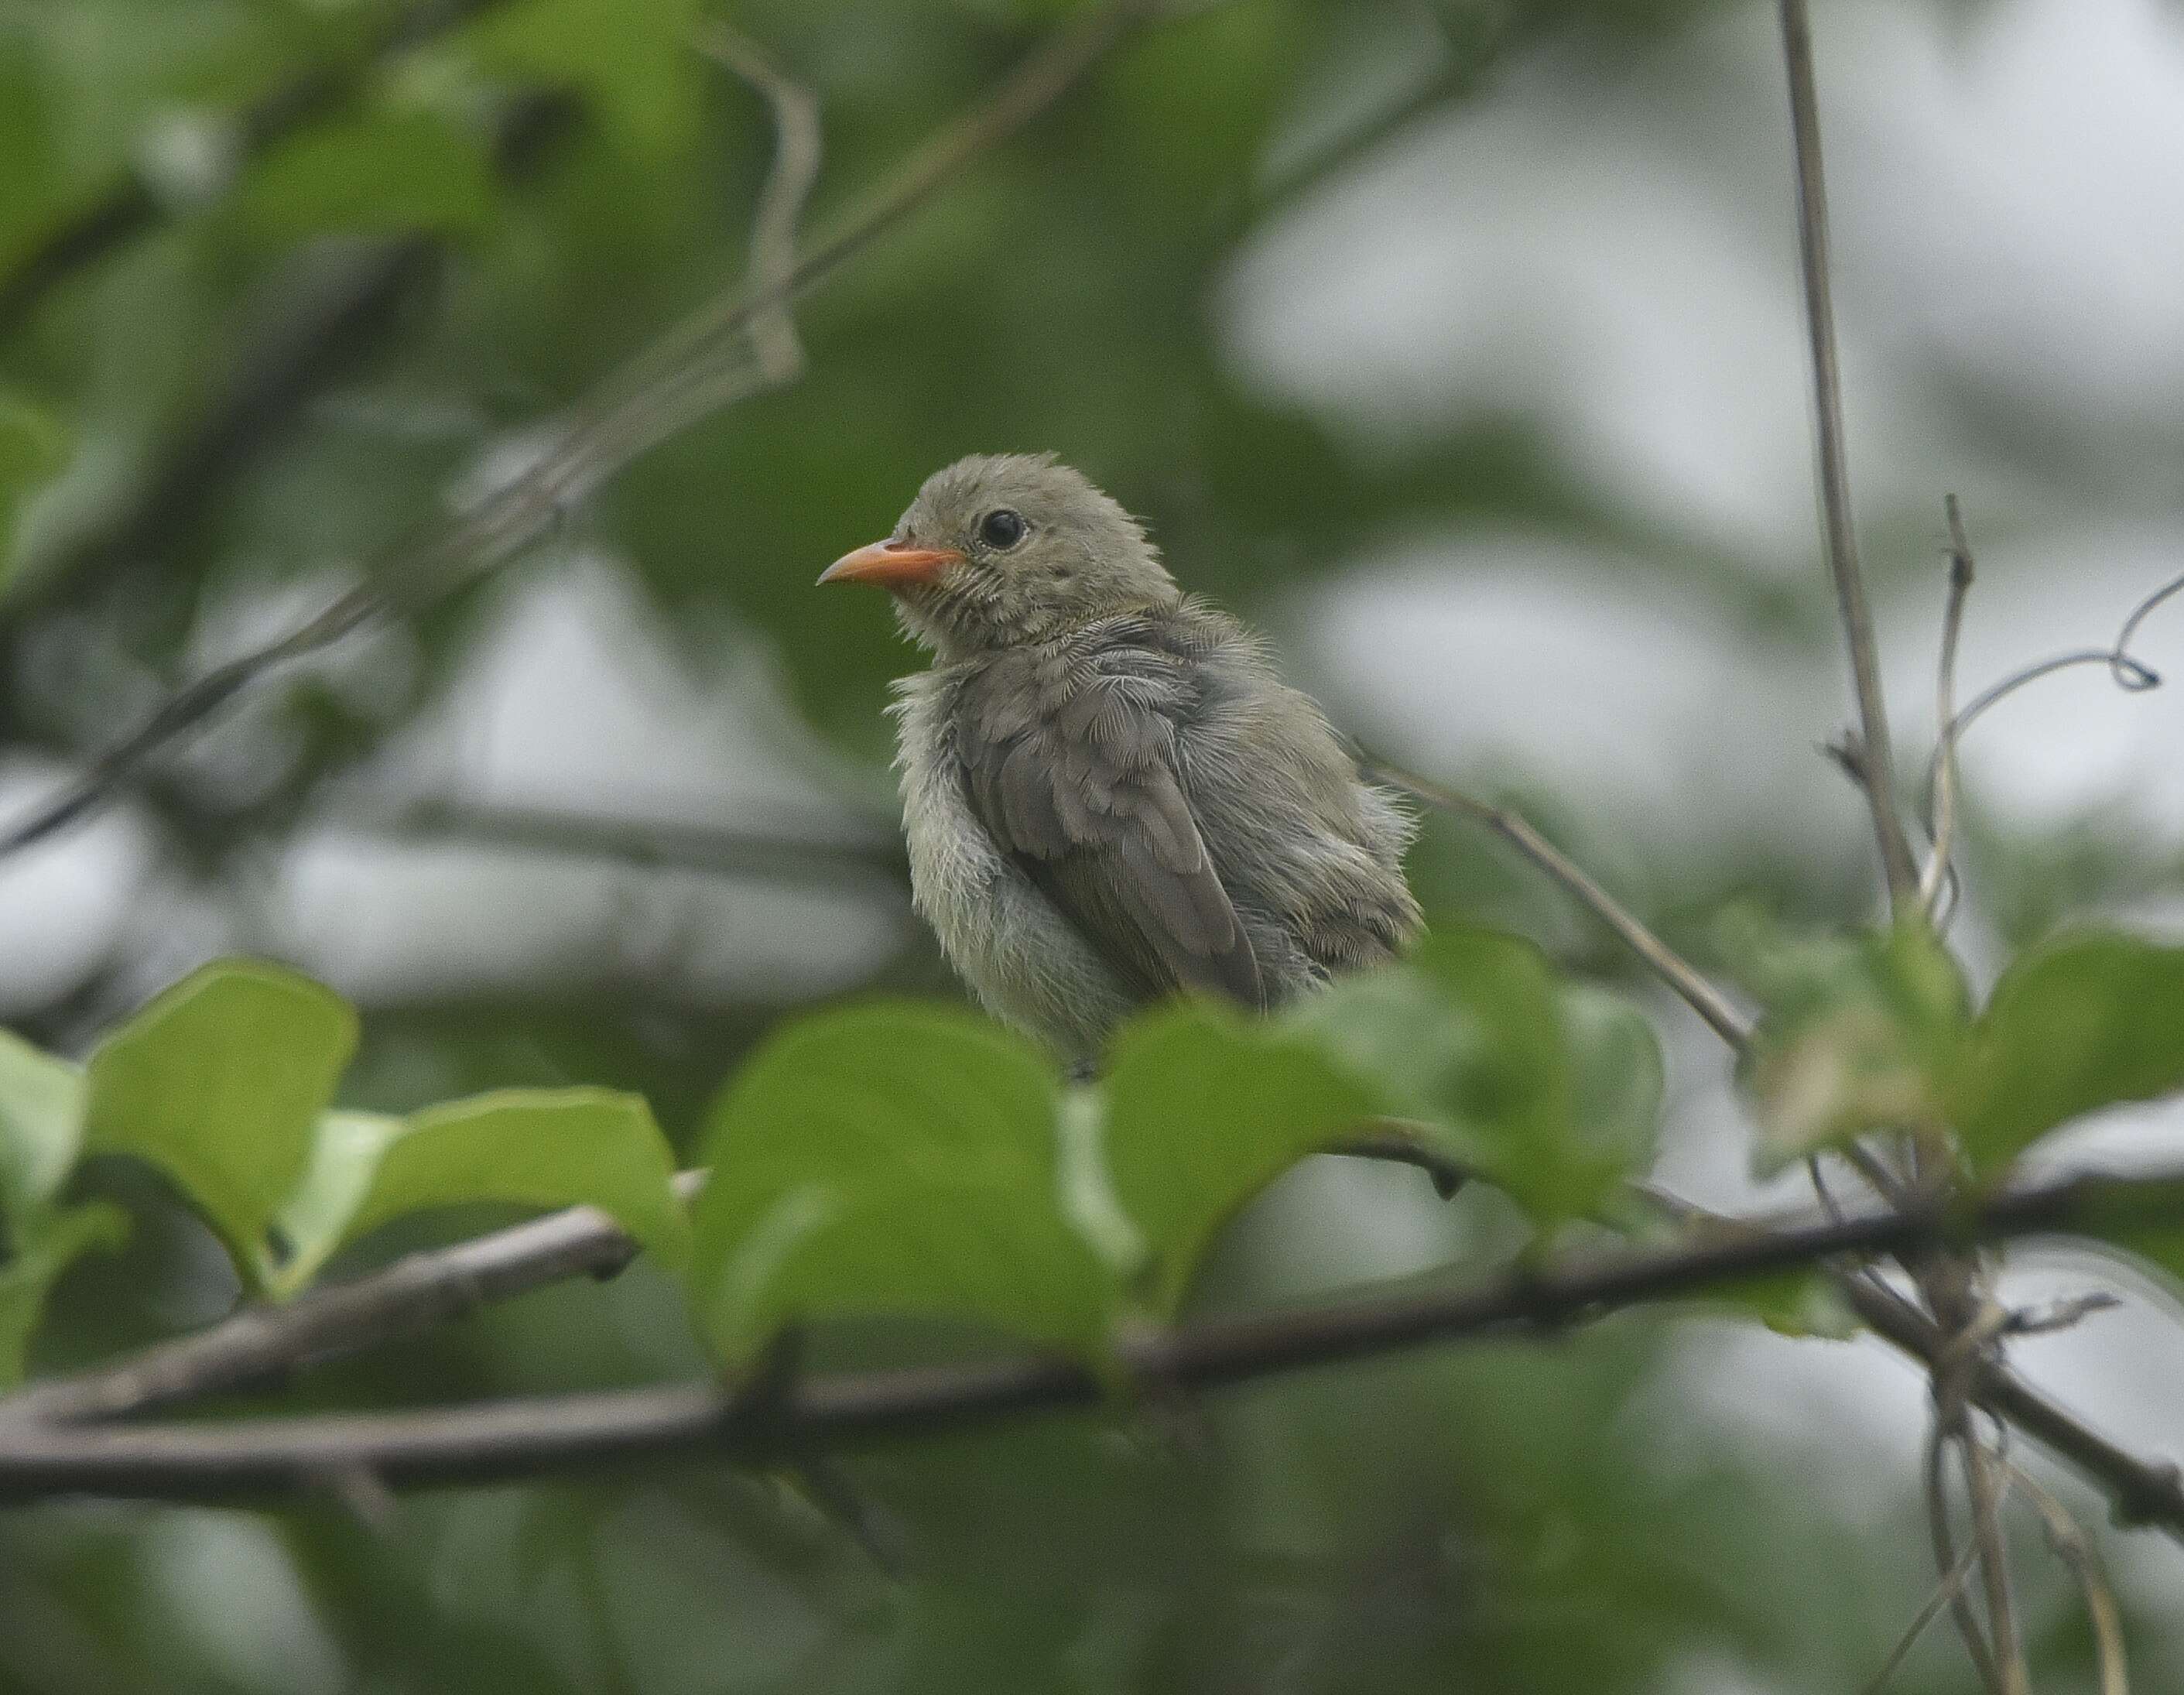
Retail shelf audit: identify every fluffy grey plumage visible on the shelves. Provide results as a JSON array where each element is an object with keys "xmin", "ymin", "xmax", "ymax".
[{"xmin": 821, "ymin": 453, "xmax": 1422, "ymax": 1059}]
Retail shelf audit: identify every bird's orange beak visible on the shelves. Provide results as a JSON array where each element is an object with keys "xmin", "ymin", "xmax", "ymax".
[{"xmin": 816, "ymin": 539, "xmax": 964, "ymax": 589}]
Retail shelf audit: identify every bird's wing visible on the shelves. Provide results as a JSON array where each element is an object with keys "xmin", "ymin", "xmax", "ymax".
[{"xmin": 957, "ymin": 645, "xmax": 1265, "ymax": 1008}]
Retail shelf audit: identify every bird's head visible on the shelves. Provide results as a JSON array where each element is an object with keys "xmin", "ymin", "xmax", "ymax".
[{"xmin": 819, "ymin": 453, "xmax": 1179, "ymax": 658}]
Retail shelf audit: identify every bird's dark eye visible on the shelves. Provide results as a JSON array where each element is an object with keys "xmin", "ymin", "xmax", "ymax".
[{"xmin": 978, "ymin": 508, "xmax": 1026, "ymax": 550}]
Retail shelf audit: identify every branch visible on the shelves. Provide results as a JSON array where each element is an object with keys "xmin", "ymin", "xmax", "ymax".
[
  {"xmin": 697, "ymin": 26, "xmax": 823, "ymax": 387},
  {"xmin": 1777, "ymin": 0, "xmax": 1919, "ymax": 906},
  {"xmin": 2, "ymin": 1166, "xmax": 2181, "ymax": 1506},
  {"xmin": 1925, "ymin": 1419, "xmax": 2004, "ymax": 1693},
  {"xmin": 359, "ymin": 798, "xmax": 909, "ymax": 885},
  {"xmin": 2005, "ymin": 1460, "xmax": 2131, "ymax": 1695},
  {"xmin": 0, "ymin": 1173, "xmax": 707, "ymax": 1426},
  {"xmin": 1837, "ymin": 1274, "xmax": 2184, "ymax": 1541},
  {"xmin": 0, "ymin": 1133, "xmax": 1470, "ymax": 1427},
  {"xmin": 1357, "ymin": 751, "xmax": 1751, "ymax": 1049},
  {"xmin": 1356, "ymin": 753, "xmax": 2184, "ymax": 1559},
  {"xmin": 0, "ymin": 1, "xmax": 1153, "ymax": 861},
  {"xmin": 0, "ymin": 0, "xmax": 521, "ymax": 338},
  {"xmin": 1964, "ymin": 1434, "xmax": 2028, "ymax": 1695}
]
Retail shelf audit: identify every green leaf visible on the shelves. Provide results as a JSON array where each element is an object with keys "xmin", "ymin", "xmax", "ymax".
[
  {"xmin": 0, "ymin": 1203, "xmax": 129, "ymax": 1387},
  {"xmin": 1291, "ymin": 930, "xmax": 1664, "ymax": 1231},
  {"xmin": 1099, "ymin": 1001, "xmax": 1387, "ymax": 1313},
  {"xmin": 2033, "ymin": 1176, "xmax": 2184, "ymax": 1307},
  {"xmin": 1731, "ymin": 919, "xmax": 1969, "ymax": 1176},
  {"xmin": 1703, "ymin": 1269, "xmax": 1862, "ymax": 1341},
  {"xmin": 0, "ymin": 389, "xmax": 70, "ymax": 593},
  {"xmin": 460, "ymin": 0, "xmax": 702, "ymax": 156},
  {"xmin": 83, "ymin": 960, "xmax": 357, "ymax": 1282},
  {"xmin": 238, "ymin": 108, "xmax": 495, "ymax": 240},
  {"xmin": 271, "ymin": 1089, "xmax": 687, "ymax": 1295},
  {"xmin": 1559, "ymin": 983, "xmax": 1669, "ymax": 1200},
  {"xmin": 1950, "ymin": 933, "xmax": 2184, "ymax": 1176},
  {"xmin": 0, "ymin": 1031, "xmax": 84, "ymax": 1223},
  {"xmin": 687, "ymin": 1002, "xmax": 1117, "ymax": 1366},
  {"xmin": 0, "ymin": 39, "xmax": 55, "ymax": 259}
]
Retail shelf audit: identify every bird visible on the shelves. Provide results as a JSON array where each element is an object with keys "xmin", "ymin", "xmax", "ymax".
[{"xmin": 820, "ymin": 452, "xmax": 1422, "ymax": 1062}]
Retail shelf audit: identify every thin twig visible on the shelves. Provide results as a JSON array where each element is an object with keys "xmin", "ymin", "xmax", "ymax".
[
  {"xmin": 1919, "ymin": 1259, "xmax": 2023, "ymax": 1695},
  {"xmin": 1963, "ymin": 1433, "xmax": 2028, "ymax": 1695},
  {"xmin": 1842, "ymin": 1273, "xmax": 2184, "ymax": 1543},
  {"xmin": 2004, "ymin": 1293, "xmax": 2120, "ymax": 1337},
  {"xmin": 1777, "ymin": 0, "xmax": 1919, "ymax": 906},
  {"xmin": 1943, "ymin": 652, "xmax": 2162, "ymax": 768},
  {"xmin": 1921, "ymin": 553, "xmax": 2183, "ymax": 824},
  {"xmin": 1334, "ymin": 1128, "xmax": 1471, "ymax": 1199},
  {"xmin": 1926, "ymin": 1423, "xmax": 2005, "ymax": 1693},
  {"xmin": 697, "ymin": 25, "xmax": 823, "ymax": 385},
  {"xmin": 361, "ymin": 798, "xmax": 909, "ymax": 885},
  {"xmin": 0, "ymin": 1165, "xmax": 2182, "ymax": 1503},
  {"xmin": 0, "ymin": 2, "xmax": 1152, "ymax": 861},
  {"xmin": 1357, "ymin": 752, "xmax": 1751, "ymax": 1049},
  {"xmin": 2005, "ymin": 1460, "xmax": 2131, "ymax": 1695},
  {"xmin": 1862, "ymin": 1529, "xmax": 1983, "ymax": 1695},
  {"xmin": 1840, "ymin": 1142, "xmax": 1914, "ymax": 1207},
  {"xmin": 1919, "ymin": 496, "xmax": 1976, "ymax": 917},
  {"xmin": 1804, "ymin": 1153, "xmax": 1907, "ymax": 1313}
]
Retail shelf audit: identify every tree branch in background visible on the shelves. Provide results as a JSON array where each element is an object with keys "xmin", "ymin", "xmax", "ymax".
[
  {"xmin": 0, "ymin": 0, "xmax": 521, "ymax": 339},
  {"xmin": 5, "ymin": 89, "xmax": 579, "ymax": 626},
  {"xmin": 0, "ymin": 0, "xmax": 1156, "ymax": 862},
  {"xmin": 697, "ymin": 25, "xmax": 823, "ymax": 388},
  {"xmin": 1776, "ymin": 0, "xmax": 1918, "ymax": 906},
  {"xmin": 360, "ymin": 798, "xmax": 909, "ymax": 886},
  {"xmin": 1, "ymin": 1164, "xmax": 2181, "ymax": 1516}
]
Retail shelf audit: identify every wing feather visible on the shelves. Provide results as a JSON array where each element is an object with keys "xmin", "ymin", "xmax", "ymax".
[{"xmin": 958, "ymin": 645, "xmax": 1264, "ymax": 1008}]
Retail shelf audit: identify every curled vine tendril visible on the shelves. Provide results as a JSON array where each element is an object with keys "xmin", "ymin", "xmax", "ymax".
[{"xmin": 1918, "ymin": 562, "xmax": 2183, "ymax": 928}]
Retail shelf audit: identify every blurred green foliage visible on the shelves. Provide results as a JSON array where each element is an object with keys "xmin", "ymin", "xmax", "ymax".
[{"xmin": 3, "ymin": 0, "xmax": 2184, "ymax": 1691}]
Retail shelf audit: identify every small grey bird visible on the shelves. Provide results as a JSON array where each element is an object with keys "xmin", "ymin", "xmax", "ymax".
[{"xmin": 820, "ymin": 453, "xmax": 1422, "ymax": 1060}]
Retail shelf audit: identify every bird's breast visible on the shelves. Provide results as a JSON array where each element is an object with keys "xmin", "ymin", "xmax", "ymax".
[{"xmin": 889, "ymin": 670, "xmax": 1134, "ymax": 1057}]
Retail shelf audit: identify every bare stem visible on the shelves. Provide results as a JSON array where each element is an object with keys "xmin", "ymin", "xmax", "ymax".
[
  {"xmin": 1778, "ymin": 0, "xmax": 1919, "ymax": 906},
  {"xmin": 1919, "ymin": 496, "xmax": 1977, "ymax": 916},
  {"xmin": 2007, "ymin": 1460, "xmax": 2131, "ymax": 1695},
  {"xmin": 1927, "ymin": 1425, "xmax": 2005, "ymax": 1693},
  {"xmin": 698, "ymin": 24, "xmax": 825, "ymax": 386},
  {"xmin": 1963, "ymin": 1434, "xmax": 2029, "ymax": 1695},
  {"xmin": 1862, "ymin": 1530, "xmax": 1983, "ymax": 1695}
]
